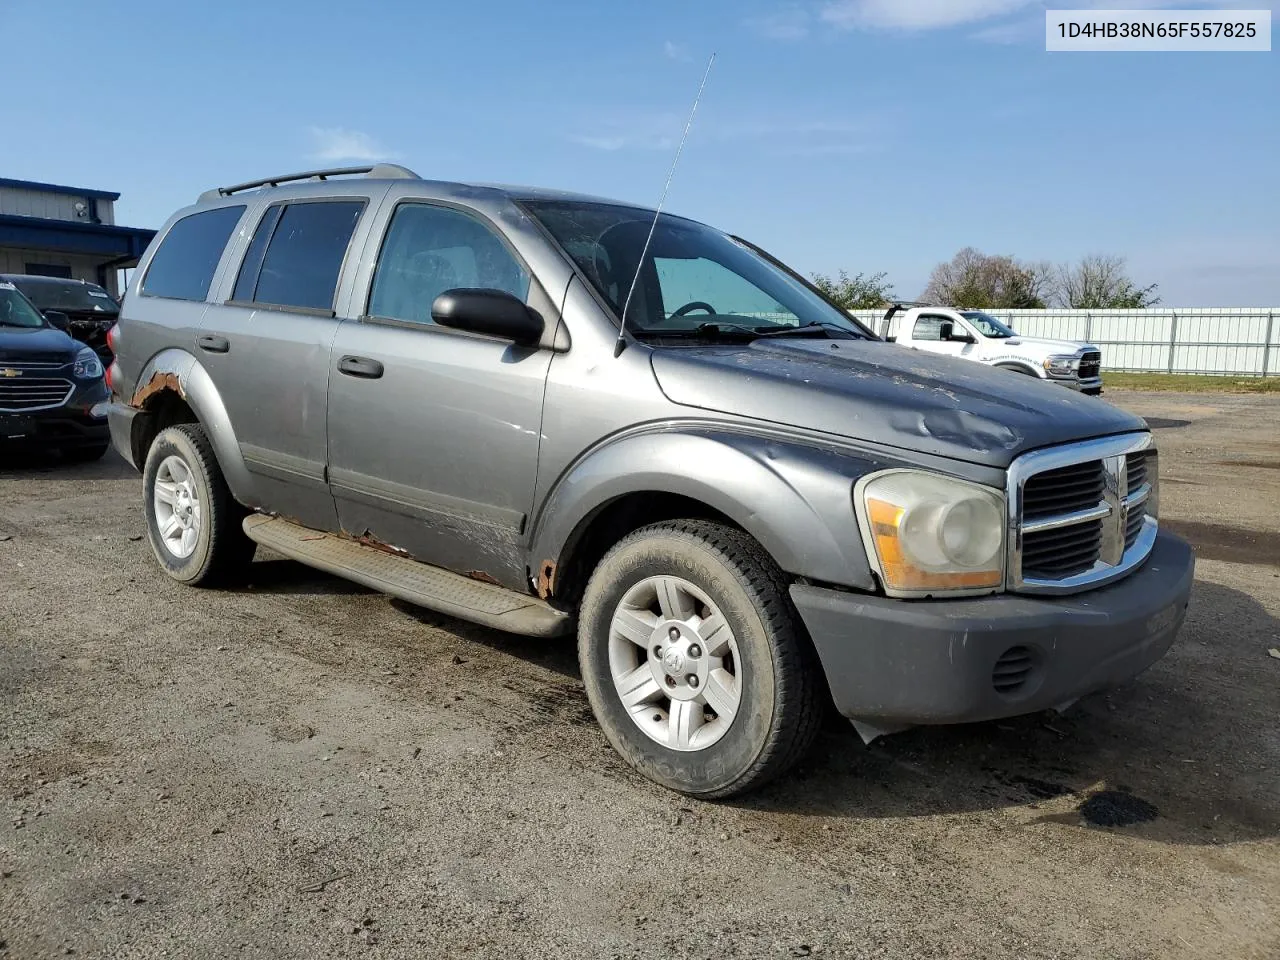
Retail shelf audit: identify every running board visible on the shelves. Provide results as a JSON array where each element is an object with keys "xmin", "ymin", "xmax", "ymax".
[{"xmin": 242, "ymin": 515, "xmax": 571, "ymax": 638}]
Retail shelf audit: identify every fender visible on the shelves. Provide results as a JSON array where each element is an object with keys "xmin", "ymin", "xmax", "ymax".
[
  {"xmin": 529, "ymin": 424, "xmax": 893, "ymax": 592},
  {"xmin": 130, "ymin": 347, "xmax": 257, "ymax": 504},
  {"xmin": 992, "ymin": 359, "xmax": 1044, "ymax": 379}
]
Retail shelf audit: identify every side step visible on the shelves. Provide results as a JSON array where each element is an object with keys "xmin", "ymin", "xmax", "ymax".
[{"xmin": 242, "ymin": 515, "xmax": 572, "ymax": 638}]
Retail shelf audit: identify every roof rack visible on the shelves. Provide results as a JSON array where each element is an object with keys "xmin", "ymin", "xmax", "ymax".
[{"xmin": 198, "ymin": 163, "xmax": 420, "ymax": 203}]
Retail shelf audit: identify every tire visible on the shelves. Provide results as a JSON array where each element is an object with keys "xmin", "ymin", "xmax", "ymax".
[
  {"xmin": 62, "ymin": 441, "xmax": 109, "ymax": 463},
  {"xmin": 578, "ymin": 519, "xmax": 823, "ymax": 798},
  {"xmin": 142, "ymin": 423, "xmax": 254, "ymax": 586}
]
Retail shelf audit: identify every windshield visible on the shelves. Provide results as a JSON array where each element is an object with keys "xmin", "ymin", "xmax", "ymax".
[
  {"xmin": 960, "ymin": 311, "xmax": 1015, "ymax": 338},
  {"xmin": 8, "ymin": 278, "xmax": 119, "ymax": 314},
  {"xmin": 0, "ymin": 284, "xmax": 48, "ymax": 328},
  {"xmin": 522, "ymin": 200, "xmax": 869, "ymax": 338}
]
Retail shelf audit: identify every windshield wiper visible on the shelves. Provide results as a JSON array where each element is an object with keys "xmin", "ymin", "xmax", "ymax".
[{"xmin": 756, "ymin": 321, "xmax": 860, "ymax": 339}]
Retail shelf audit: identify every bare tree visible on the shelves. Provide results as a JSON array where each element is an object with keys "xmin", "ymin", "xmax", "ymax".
[
  {"xmin": 921, "ymin": 248, "xmax": 1050, "ymax": 308},
  {"xmin": 810, "ymin": 270, "xmax": 895, "ymax": 310},
  {"xmin": 1051, "ymin": 254, "xmax": 1160, "ymax": 308}
]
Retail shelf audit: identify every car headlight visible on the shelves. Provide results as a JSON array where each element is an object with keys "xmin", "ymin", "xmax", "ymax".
[
  {"xmin": 73, "ymin": 346, "xmax": 104, "ymax": 380},
  {"xmin": 1043, "ymin": 354, "xmax": 1080, "ymax": 378},
  {"xmin": 854, "ymin": 470, "xmax": 1006, "ymax": 596}
]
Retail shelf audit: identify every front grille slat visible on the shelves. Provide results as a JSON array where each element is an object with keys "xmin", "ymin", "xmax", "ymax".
[
  {"xmin": 1022, "ymin": 459, "xmax": 1106, "ymax": 520},
  {"xmin": 0, "ymin": 377, "xmax": 73, "ymax": 411}
]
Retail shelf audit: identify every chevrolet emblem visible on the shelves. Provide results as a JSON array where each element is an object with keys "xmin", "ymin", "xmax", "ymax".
[{"xmin": 0, "ymin": 368, "xmax": 22, "ymax": 378}]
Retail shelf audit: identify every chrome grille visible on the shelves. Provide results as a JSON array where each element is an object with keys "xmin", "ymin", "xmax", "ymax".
[
  {"xmin": 1023, "ymin": 518, "xmax": 1103, "ymax": 578},
  {"xmin": 0, "ymin": 377, "xmax": 74, "ymax": 411},
  {"xmin": 1022, "ymin": 460, "xmax": 1105, "ymax": 520},
  {"xmin": 1008, "ymin": 433, "xmax": 1158, "ymax": 594},
  {"xmin": 1078, "ymin": 351, "xmax": 1102, "ymax": 379}
]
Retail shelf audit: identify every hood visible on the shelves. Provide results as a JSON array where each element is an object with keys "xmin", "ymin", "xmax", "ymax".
[
  {"xmin": 0, "ymin": 324, "xmax": 80, "ymax": 364},
  {"xmin": 1005, "ymin": 336, "xmax": 1097, "ymax": 355},
  {"xmin": 650, "ymin": 339, "xmax": 1141, "ymax": 468}
]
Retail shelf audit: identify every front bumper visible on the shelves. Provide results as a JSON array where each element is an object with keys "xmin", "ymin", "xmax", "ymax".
[
  {"xmin": 0, "ymin": 381, "xmax": 110, "ymax": 451},
  {"xmin": 791, "ymin": 531, "xmax": 1193, "ymax": 728}
]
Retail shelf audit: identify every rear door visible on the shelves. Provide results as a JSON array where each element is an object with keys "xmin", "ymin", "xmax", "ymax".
[
  {"xmin": 325, "ymin": 196, "xmax": 555, "ymax": 589},
  {"xmin": 197, "ymin": 189, "xmax": 385, "ymax": 529}
]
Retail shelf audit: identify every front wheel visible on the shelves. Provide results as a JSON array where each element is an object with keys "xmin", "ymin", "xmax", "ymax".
[
  {"xmin": 578, "ymin": 520, "xmax": 823, "ymax": 798},
  {"xmin": 142, "ymin": 423, "xmax": 254, "ymax": 586}
]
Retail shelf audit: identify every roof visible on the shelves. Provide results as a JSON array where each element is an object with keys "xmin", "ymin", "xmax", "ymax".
[
  {"xmin": 0, "ymin": 273, "xmax": 102, "ymax": 288},
  {"xmin": 0, "ymin": 177, "xmax": 120, "ymax": 201}
]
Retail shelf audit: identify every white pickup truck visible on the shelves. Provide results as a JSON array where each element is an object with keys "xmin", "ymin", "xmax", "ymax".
[{"xmin": 879, "ymin": 305, "xmax": 1103, "ymax": 395}]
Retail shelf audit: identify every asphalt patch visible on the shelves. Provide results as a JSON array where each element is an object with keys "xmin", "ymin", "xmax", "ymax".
[{"xmin": 1078, "ymin": 790, "xmax": 1159, "ymax": 827}]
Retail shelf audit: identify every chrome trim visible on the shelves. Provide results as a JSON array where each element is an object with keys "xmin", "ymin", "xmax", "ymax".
[
  {"xmin": 1021, "ymin": 502, "xmax": 1112, "ymax": 535},
  {"xmin": 1006, "ymin": 432, "xmax": 1156, "ymax": 595},
  {"xmin": 0, "ymin": 377, "xmax": 74, "ymax": 413}
]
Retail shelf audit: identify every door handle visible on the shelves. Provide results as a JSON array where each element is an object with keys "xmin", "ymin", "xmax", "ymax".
[
  {"xmin": 338, "ymin": 355, "xmax": 384, "ymax": 379},
  {"xmin": 196, "ymin": 334, "xmax": 230, "ymax": 354}
]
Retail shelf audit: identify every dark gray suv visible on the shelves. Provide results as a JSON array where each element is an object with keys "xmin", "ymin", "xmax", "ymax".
[{"xmin": 106, "ymin": 164, "xmax": 1194, "ymax": 797}]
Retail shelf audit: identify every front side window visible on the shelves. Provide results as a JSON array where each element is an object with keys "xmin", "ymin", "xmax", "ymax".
[
  {"xmin": 367, "ymin": 203, "xmax": 530, "ymax": 325},
  {"xmin": 521, "ymin": 200, "xmax": 867, "ymax": 338},
  {"xmin": 249, "ymin": 200, "xmax": 364, "ymax": 311},
  {"xmin": 960, "ymin": 310, "xmax": 1015, "ymax": 338},
  {"xmin": 912, "ymin": 316, "xmax": 946, "ymax": 341},
  {"xmin": 142, "ymin": 205, "xmax": 245, "ymax": 302}
]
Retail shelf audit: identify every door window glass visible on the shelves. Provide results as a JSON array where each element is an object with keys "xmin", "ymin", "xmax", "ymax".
[
  {"xmin": 252, "ymin": 201, "xmax": 364, "ymax": 311},
  {"xmin": 368, "ymin": 204, "xmax": 530, "ymax": 325},
  {"xmin": 142, "ymin": 205, "xmax": 245, "ymax": 302},
  {"xmin": 913, "ymin": 316, "xmax": 947, "ymax": 341}
]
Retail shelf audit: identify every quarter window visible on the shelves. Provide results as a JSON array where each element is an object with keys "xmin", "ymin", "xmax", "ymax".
[
  {"xmin": 248, "ymin": 201, "xmax": 364, "ymax": 312},
  {"xmin": 367, "ymin": 204, "xmax": 530, "ymax": 325},
  {"xmin": 142, "ymin": 205, "xmax": 245, "ymax": 302}
]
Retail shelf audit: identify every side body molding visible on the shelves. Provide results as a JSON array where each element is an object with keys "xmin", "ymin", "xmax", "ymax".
[
  {"xmin": 130, "ymin": 347, "xmax": 257, "ymax": 504},
  {"xmin": 529, "ymin": 424, "xmax": 884, "ymax": 593}
]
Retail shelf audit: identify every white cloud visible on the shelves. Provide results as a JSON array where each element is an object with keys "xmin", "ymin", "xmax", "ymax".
[
  {"xmin": 569, "ymin": 132, "xmax": 675, "ymax": 152},
  {"xmin": 308, "ymin": 126, "xmax": 396, "ymax": 163},
  {"xmin": 663, "ymin": 40, "xmax": 691, "ymax": 61},
  {"xmin": 745, "ymin": 7, "xmax": 811, "ymax": 40}
]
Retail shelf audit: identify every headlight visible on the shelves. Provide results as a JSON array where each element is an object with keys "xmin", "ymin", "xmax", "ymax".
[
  {"xmin": 1043, "ymin": 354, "xmax": 1080, "ymax": 378},
  {"xmin": 73, "ymin": 346, "xmax": 104, "ymax": 380},
  {"xmin": 855, "ymin": 470, "xmax": 1005, "ymax": 596}
]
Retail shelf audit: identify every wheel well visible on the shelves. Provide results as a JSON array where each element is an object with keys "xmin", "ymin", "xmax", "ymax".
[
  {"xmin": 995, "ymin": 362, "xmax": 1041, "ymax": 377},
  {"xmin": 131, "ymin": 388, "xmax": 198, "ymax": 466},
  {"xmin": 545, "ymin": 492, "xmax": 743, "ymax": 604}
]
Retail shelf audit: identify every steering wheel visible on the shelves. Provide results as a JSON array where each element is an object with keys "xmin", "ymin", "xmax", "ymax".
[{"xmin": 672, "ymin": 301, "xmax": 717, "ymax": 317}]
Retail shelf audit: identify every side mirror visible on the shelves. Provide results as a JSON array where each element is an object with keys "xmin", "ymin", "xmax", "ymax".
[
  {"xmin": 43, "ymin": 310, "xmax": 70, "ymax": 330},
  {"xmin": 938, "ymin": 320, "xmax": 954, "ymax": 341},
  {"xmin": 431, "ymin": 288, "xmax": 543, "ymax": 346}
]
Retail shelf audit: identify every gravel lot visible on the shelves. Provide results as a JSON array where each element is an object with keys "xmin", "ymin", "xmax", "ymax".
[{"xmin": 2, "ymin": 389, "xmax": 1278, "ymax": 960}]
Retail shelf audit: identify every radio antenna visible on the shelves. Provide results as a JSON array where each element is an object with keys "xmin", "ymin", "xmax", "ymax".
[{"xmin": 613, "ymin": 52, "xmax": 716, "ymax": 358}]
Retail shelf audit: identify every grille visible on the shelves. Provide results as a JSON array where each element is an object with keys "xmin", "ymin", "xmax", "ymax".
[
  {"xmin": 1023, "ymin": 518, "xmax": 1103, "ymax": 578},
  {"xmin": 0, "ymin": 356, "xmax": 67, "ymax": 370},
  {"xmin": 1022, "ymin": 460, "xmax": 1105, "ymax": 521},
  {"xmin": 0, "ymin": 377, "xmax": 73, "ymax": 411},
  {"xmin": 1124, "ymin": 505, "xmax": 1146, "ymax": 549},
  {"xmin": 1078, "ymin": 351, "xmax": 1101, "ymax": 379},
  {"xmin": 1126, "ymin": 451, "xmax": 1149, "ymax": 492},
  {"xmin": 992, "ymin": 646, "xmax": 1034, "ymax": 694}
]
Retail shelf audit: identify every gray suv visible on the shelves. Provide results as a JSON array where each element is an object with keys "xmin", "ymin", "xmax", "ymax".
[{"xmin": 107, "ymin": 164, "xmax": 1194, "ymax": 797}]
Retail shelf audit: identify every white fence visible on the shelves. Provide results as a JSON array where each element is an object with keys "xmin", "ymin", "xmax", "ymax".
[{"xmin": 848, "ymin": 308, "xmax": 1280, "ymax": 377}]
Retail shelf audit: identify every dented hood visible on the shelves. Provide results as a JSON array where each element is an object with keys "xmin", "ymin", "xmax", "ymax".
[{"xmin": 650, "ymin": 339, "xmax": 1143, "ymax": 468}]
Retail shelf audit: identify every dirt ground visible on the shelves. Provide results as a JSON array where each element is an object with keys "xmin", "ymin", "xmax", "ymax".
[{"xmin": 2, "ymin": 390, "xmax": 1278, "ymax": 960}]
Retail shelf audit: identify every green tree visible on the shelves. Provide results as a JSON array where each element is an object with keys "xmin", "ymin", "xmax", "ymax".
[{"xmin": 810, "ymin": 270, "xmax": 895, "ymax": 310}]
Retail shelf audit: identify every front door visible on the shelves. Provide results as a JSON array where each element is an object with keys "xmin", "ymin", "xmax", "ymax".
[
  {"xmin": 326, "ymin": 200, "xmax": 553, "ymax": 590},
  {"xmin": 910, "ymin": 313, "xmax": 979, "ymax": 359},
  {"xmin": 197, "ymin": 194, "xmax": 379, "ymax": 529}
]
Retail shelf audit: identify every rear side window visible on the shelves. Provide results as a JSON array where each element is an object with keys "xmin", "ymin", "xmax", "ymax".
[
  {"xmin": 912, "ymin": 316, "xmax": 946, "ymax": 341},
  {"xmin": 243, "ymin": 201, "xmax": 364, "ymax": 312},
  {"xmin": 142, "ymin": 205, "xmax": 245, "ymax": 301},
  {"xmin": 367, "ymin": 203, "xmax": 529, "ymax": 325}
]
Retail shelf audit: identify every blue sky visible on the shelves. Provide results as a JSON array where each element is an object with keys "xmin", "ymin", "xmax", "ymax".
[{"xmin": 2, "ymin": 0, "xmax": 1276, "ymax": 304}]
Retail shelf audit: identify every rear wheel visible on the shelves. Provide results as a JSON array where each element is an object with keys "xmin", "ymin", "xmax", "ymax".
[
  {"xmin": 142, "ymin": 423, "xmax": 254, "ymax": 585},
  {"xmin": 578, "ymin": 519, "xmax": 823, "ymax": 798}
]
